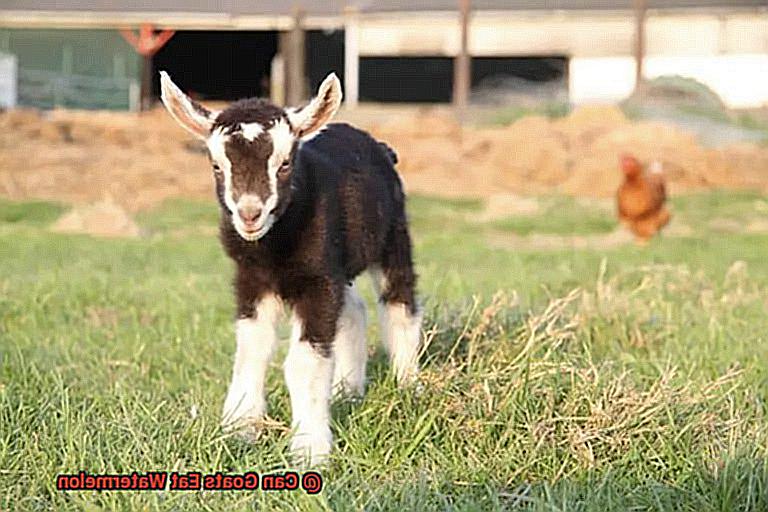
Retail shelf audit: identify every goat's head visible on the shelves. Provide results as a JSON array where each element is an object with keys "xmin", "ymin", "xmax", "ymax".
[{"xmin": 159, "ymin": 71, "xmax": 343, "ymax": 241}]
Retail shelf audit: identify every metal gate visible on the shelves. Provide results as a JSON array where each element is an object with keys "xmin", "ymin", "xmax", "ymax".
[{"xmin": 17, "ymin": 68, "xmax": 139, "ymax": 111}]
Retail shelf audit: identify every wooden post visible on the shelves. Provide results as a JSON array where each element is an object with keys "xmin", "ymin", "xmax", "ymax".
[
  {"xmin": 453, "ymin": 0, "xmax": 471, "ymax": 115},
  {"xmin": 119, "ymin": 23, "xmax": 175, "ymax": 111},
  {"xmin": 141, "ymin": 54, "xmax": 153, "ymax": 110},
  {"xmin": 285, "ymin": 8, "xmax": 307, "ymax": 105},
  {"xmin": 344, "ymin": 6, "xmax": 360, "ymax": 108},
  {"xmin": 270, "ymin": 53, "xmax": 286, "ymax": 106},
  {"xmin": 634, "ymin": 0, "xmax": 646, "ymax": 92}
]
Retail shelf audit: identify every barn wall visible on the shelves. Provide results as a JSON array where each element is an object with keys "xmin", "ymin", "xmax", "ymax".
[
  {"xmin": 355, "ymin": 9, "xmax": 768, "ymax": 108},
  {"xmin": 355, "ymin": 11, "xmax": 768, "ymax": 57},
  {"xmin": 0, "ymin": 8, "xmax": 765, "ymax": 109}
]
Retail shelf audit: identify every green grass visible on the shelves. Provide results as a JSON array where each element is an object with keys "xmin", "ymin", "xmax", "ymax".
[
  {"xmin": 470, "ymin": 102, "xmax": 571, "ymax": 127},
  {"xmin": 0, "ymin": 197, "xmax": 65, "ymax": 226},
  {"xmin": 487, "ymin": 197, "xmax": 615, "ymax": 236},
  {"xmin": 2, "ymin": 191, "xmax": 768, "ymax": 511}
]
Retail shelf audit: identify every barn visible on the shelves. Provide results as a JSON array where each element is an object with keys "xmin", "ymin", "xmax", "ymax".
[{"xmin": 0, "ymin": 0, "xmax": 766, "ymax": 110}]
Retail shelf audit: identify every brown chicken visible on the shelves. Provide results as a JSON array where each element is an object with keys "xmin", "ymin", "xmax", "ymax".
[{"xmin": 617, "ymin": 154, "xmax": 671, "ymax": 243}]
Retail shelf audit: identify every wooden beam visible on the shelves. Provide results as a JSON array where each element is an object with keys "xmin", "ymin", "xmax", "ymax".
[
  {"xmin": 453, "ymin": 0, "xmax": 471, "ymax": 113},
  {"xmin": 344, "ymin": 7, "xmax": 360, "ymax": 108},
  {"xmin": 634, "ymin": 0, "xmax": 646, "ymax": 91},
  {"xmin": 285, "ymin": 8, "xmax": 307, "ymax": 105}
]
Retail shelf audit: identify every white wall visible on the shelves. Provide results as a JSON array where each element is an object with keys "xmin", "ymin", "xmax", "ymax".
[
  {"xmin": 569, "ymin": 57, "xmax": 636, "ymax": 105},
  {"xmin": 570, "ymin": 54, "xmax": 768, "ymax": 108},
  {"xmin": 0, "ymin": 52, "xmax": 17, "ymax": 108}
]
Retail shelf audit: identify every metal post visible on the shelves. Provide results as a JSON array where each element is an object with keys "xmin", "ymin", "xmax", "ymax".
[{"xmin": 453, "ymin": 0, "xmax": 471, "ymax": 114}]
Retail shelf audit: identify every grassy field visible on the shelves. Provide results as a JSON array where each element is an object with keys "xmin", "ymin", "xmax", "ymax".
[{"xmin": 1, "ymin": 190, "xmax": 767, "ymax": 511}]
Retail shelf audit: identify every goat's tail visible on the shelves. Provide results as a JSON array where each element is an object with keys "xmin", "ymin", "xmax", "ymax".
[{"xmin": 379, "ymin": 142, "xmax": 399, "ymax": 165}]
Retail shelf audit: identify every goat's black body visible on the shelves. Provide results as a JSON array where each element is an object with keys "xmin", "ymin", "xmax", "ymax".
[
  {"xmin": 161, "ymin": 72, "xmax": 420, "ymax": 463},
  {"xmin": 220, "ymin": 123, "xmax": 416, "ymax": 353}
]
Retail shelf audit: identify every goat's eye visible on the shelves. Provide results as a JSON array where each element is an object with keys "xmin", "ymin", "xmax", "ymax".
[
  {"xmin": 277, "ymin": 160, "xmax": 291, "ymax": 176},
  {"xmin": 212, "ymin": 163, "xmax": 221, "ymax": 174}
]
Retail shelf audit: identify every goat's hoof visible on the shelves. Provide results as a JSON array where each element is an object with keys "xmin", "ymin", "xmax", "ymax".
[
  {"xmin": 396, "ymin": 370, "xmax": 425, "ymax": 396},
  {"xmin": 332, "ymin": 379, "xmax": 365, "ymax": 399},
  {"xmin": 221, "ymin": 394, "xmax": 264, "ymax": 426},
  {"xmin": 225, "ymin": 421, "xmax": 266, "ymax": 443},
  {"xmin": 221, "ymin": 407, "xmax": 266, "ymax": 441},
  {"xmin": 290, "ymin": 429, "xmax": 332, "ymax": 468},
  {"xmin": 395, "ymin": 368, "xmax": 420, "ymax": 387}
]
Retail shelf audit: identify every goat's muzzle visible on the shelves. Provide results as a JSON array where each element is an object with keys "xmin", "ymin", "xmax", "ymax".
[{"xmin": 237, "ymin": 196, "xmax": 263, "ymax": 228}]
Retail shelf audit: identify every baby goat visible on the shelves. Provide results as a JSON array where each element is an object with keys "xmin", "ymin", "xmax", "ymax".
[{"xmin": 160, "ymin": 72, "xmax": 421, "ymax": 465}]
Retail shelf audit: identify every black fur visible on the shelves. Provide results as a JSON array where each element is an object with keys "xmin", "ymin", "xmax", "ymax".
[
  {"xmin": 215, "ymin": 120, "xmax": 418, "ymax": 356},
  {"xmin": 378, "ymin": 142, "xmax": 398, "ymax": 165},
  {"xmin": 214, "ymin": 98, "xmax": 288, "ymax": 132}
]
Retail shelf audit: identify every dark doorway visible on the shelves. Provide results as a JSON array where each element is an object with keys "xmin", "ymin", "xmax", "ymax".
[
  {"xmin": 470, "ymin": 56, "xmax": 569, "ymax": 104},
  {"xmin": 152, "ymin": 30, "xmax": 278, "ymax": 101},
  {"xmin": 355, "ymin": 55, "xmax": 568, "ymax": 104},
  {"xmin": 471, "ymin": 57, "xmax": 567, "ymax": 85},
  {"xmin": 306, "ymin": 29, "xmax": 345, "ymax": 95},
  {"xmin": 359, "ymin": 57, "xmax": 453, "ymax": 103}
]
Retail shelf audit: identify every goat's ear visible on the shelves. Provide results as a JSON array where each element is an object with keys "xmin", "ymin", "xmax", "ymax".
[
  {"xmin": 159, "ymin": 71, "xmax": 216, "ymax": 139},
  {"xmin": 287, "ymin": 72, "xmax": 342, "ymax": 138}
]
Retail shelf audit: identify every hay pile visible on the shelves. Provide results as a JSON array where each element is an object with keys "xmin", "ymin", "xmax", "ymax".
[
  {"xmin": 51, "ymin": 197, "xmax": 141, "ymax": 238},
  {"xmin": 367, "ymin": 105, "xmax": 768, "ymax": 198},
  {"xmin": 0, "ymin": 108, "xmax": 211, "ymax": 211},
  {"xmin": 1, "ymin": 104, "xmax": 767, "ymax": 210}
]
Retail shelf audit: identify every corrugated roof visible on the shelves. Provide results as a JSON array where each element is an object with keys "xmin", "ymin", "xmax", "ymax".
[{"xmin": 2, "ymin": 0, "xmax": 766, "ymax": 14}]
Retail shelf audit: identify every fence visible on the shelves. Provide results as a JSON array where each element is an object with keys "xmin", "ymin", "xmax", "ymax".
[{"xmin": 16, "ymin": 68, "xmax": 139, "ymax": 111}]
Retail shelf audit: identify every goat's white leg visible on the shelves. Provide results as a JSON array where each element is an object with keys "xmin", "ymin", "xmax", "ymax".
[
  {"xmin": 381, "ymin": 302, "xmax": 423, "ymax": 384},
  {"xmin": 284, "ymin": 314, "xmax": 334, "ymax": 466},
  {"xmin": 369, "ymin": 268, "xmax": 422, "ymax": 384},
  {"xmin": 221, "ymin": 295, "xmax": 280, "ymax": 431},
  {"xmin": 332, "ymin": 284, "xmax": 368, "ymax": 396}
]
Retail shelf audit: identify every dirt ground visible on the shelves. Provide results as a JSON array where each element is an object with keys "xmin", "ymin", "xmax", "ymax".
[{"xmin": 1, "ymin": 104, "xmax": 767, "ymax": 212}]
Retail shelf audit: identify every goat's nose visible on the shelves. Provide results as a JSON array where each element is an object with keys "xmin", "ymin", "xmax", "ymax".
[{"xmin": 237, "ymin": 204, "xmax": 262, "ymax": 224}]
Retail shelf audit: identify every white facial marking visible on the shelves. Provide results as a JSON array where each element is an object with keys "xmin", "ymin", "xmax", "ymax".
[
  {"xmin": 222, "ymin": 295, "xmax": 282, "ymax": 430},
  {"xmin": 206, "ymin": 126, "xmax": 275, "ymax": 242},
  {"xmin": 207, "ymin": 127, "xmax": 238, "ymax": 215},
  {"xmin": 267, "ymin": 118, "xmax": 294, "ymax": 187},
  {"xmin": 284, "ymin": 315, "xmax": 334, "ymax": 466},
  {"xmin": 240, "ymin": 122, "xmax": 264, "ymax": 142},
  {"xmin": 230, "ymin": 118, "xmax": 295, "ymax": 242},
  {"xmin": 206, "ymin": 119, "xmax": 298, "ymax": 243}
]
